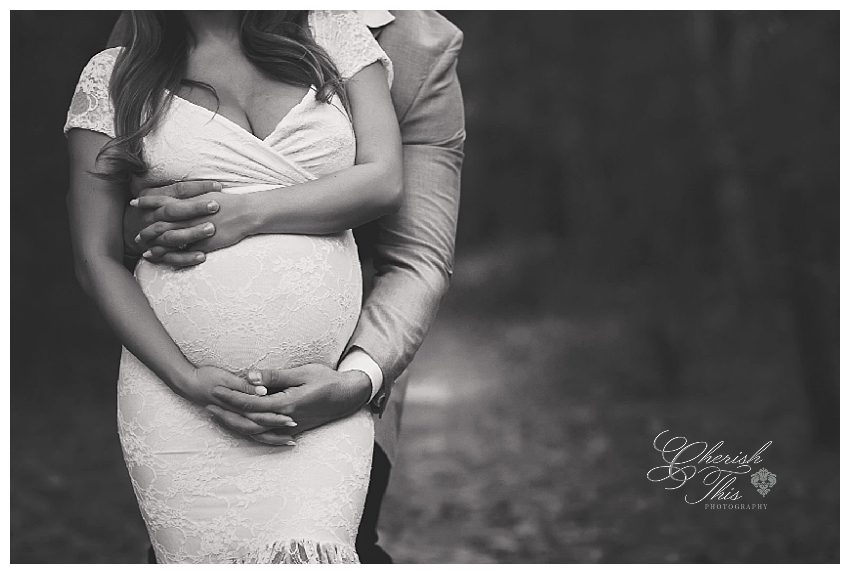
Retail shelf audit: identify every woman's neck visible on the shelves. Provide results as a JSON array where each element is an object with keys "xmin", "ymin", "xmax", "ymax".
[{"xmin": 184, "ymin": 11, "xmax": 241, "ymax": 46}]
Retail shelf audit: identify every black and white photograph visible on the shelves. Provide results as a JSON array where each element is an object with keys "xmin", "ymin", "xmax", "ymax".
[{"xmin": 7, "ymin": 5, "xmax": 842, "ymax": 565}]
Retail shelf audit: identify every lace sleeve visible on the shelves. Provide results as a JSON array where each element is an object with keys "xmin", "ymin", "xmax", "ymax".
[
  {"xmin": 64, "ymin": 47, "xmax": 120, "ymax": 138},
  {"xmin": 309, "ymin": 10, "xmax": 393, "ymax": 88}
]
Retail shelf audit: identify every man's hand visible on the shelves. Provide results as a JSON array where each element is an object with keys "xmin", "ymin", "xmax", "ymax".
[
  {"xmin": 124, "ymin": 180, "xmax": 223, "ymax": 266},
  {"xmin": 134, "ymin": 191, "xmax": 258, "ymax": 262},
  {"xmin": 207, "ymin": 364, "xmax": 372, "ymax": 446}
]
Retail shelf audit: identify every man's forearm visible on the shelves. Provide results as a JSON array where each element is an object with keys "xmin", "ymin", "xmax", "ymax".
[
  {"xmin": 347, "ymin": 29, "xmax": 465, "ymax": 405},
  {"xmin": 349, "ymin": 144, "xmax": 461, "ymax": 374}
]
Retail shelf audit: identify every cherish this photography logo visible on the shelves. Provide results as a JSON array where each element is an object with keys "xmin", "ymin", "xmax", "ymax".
[{"xmin": 646, "ymin": 430, "xmax": 777, "ymax": 510}]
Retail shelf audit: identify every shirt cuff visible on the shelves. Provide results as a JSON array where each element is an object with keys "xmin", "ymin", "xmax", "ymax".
[{"xmin": 338, "ymin": 347, "xmax": 384, "ymax": 402}]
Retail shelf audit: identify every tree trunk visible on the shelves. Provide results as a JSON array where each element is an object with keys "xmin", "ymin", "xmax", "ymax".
[
  {"xmin": 692, "ymin": 11, "xmax": 760, "ymax": 298},
  {"xmin": 781, "ymin": 187, "xmax": 839, "ymax": 449}
]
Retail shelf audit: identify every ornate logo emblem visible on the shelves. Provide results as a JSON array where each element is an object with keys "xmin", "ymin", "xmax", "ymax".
[{"xmin": 750, "ymin": 468, "xmax": 777, "ymax": 497}]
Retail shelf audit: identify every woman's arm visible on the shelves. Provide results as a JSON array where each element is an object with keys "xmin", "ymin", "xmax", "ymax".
[
  {"xmin": 249, "ymin": 61, "xmax": 404, "ymax": 234},
  {"xmin": 133, "ymin": 61, "xmax": 402, "ymax": 254},
  {"xmin": 67, "ymin": 129, "xmax": 261, "ymax": 407}
]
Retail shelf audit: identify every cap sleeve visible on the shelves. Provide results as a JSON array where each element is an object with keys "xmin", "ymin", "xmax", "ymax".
[
  {"xmin": 309, "ymin": 10, "xmax": 393, "ymax": 88},
  {"xmin": 64, "ymin": 47, "xmax": 120, "ymax": 138}
]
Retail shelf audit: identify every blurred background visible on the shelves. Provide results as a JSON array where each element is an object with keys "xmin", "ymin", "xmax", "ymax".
[{"xmin": 11, "ymin": 10, "xmax": 839, "ymax": 563}]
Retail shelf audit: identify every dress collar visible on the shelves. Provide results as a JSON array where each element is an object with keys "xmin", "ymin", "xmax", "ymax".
[{"xmin": 356, "ymin": 10, "xmax": 395, "ymax": 29}]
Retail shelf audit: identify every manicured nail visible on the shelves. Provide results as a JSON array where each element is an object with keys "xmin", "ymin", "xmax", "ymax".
[
  {"xmin": 207, "ymin": 201, "xmax": 219, "ymax": 213},
  {"xmin": 286, "ymin": 441, "xmax": 296, "ymax": 447},
  {"xmin": 203, "ymin": 223, "xmax": 215, "ymax": 235},
  {"xmin": 285, "ymin": 421, "xmax": 298, "ymax": 427},
  {"xmin": 130, "ymin": 198, "xmax": 139, "ymax": 207},
  {"xmin": 142, "ymin": 250, "xmax": 152, "ymax": 259},
  {"xmin": 254, "ymin": 385, "xmax": 268, "ymax": 396},
  {"xmin": 134, "ymin": 234, "xmax": 142, "ymax": 243}
]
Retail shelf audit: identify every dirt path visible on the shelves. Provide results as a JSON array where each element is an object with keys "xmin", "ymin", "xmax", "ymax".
[{"xmin": 377, "ymin": 299, "xmax": 839, "ymax": 563}]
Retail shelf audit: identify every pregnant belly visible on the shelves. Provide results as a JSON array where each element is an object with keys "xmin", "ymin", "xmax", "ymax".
[{"xmin": 135, "ymin": 231, "xmax": 362, "ymax": 373}]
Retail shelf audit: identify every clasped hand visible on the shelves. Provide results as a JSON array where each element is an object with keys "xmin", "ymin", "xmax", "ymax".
[
  {"xmin": 125, "ymin": 179, "xmax": 256, "ymax": 266},
  {"xmin": 205, "ymin": 364, "xmax": 373, "ymax": 446}
]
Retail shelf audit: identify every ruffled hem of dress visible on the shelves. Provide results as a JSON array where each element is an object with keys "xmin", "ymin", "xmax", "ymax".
[{"xmin": 235, "ymin": 539, "xmax": 359, "ymax": 564}]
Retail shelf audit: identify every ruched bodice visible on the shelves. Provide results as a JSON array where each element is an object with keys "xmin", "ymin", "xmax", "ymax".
[{"xmin": 143, "ymin": 87, "xmax": 355, "ymax": 194}]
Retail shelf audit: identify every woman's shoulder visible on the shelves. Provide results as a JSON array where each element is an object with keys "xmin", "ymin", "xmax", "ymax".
[
  {"xmin": 70, "ymin": 47, "xmax": 122, "ymax": 102},
  {"xmin": 308, "ymin": 10, "xmax": 370, "ymax": 54},
  {"xmin": 308, "ymin": 10, "xmax": 392, "ymax": 85},
  {"xmin": 65, "ymin": 47, "xmax": 122, "ymax": 137},
  {"xmin": 308, "ymin": 10, "xmax": 362, "ymax": 32},
  {"xmin": 77, "ymin": 46, "xmax": 123, "ymax": 83},
  {"xmin": 84, "ymin": 46, "xmax": 123, "ymax": 69}
]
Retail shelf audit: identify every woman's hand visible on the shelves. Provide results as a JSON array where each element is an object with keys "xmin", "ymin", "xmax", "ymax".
[
  {"xmin": 133, "ymin": 191, "xmax": 260, "ymax": 264},
  {"xmin": 176, "ymin": 365, "xmax": 258, "ymax": 407},
  {"xmin": 176, "ymin": 366, "xmax": 297, "ymax": 441}
]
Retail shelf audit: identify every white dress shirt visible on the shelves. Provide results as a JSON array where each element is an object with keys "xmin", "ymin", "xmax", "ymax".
[{"xmin": 338, "ymin": 347, "xmax": 384, "ymax": 401}]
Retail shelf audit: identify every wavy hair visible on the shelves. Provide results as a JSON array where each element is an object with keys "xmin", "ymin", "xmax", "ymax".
[{"xmin": 99, "ymin": 11, "xmax": 346, "ymax": 181}]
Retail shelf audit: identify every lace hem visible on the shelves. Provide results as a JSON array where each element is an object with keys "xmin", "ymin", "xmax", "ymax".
[{"xmin": 234, "ymin": 539, "xmax": 359, "ymax": 564}]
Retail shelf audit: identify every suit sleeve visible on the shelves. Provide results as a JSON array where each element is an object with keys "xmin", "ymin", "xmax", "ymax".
[{"xmin": 347, "ymin": 28, "xmax": 465, "ymax": 413}]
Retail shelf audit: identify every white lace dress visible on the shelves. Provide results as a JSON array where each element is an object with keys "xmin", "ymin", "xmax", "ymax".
[{"xmin": 64, "ymin": 11, "xmax": 392, "ymax": 564}]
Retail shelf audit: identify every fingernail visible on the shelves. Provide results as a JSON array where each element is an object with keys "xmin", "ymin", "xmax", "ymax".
[
  {"xmin": 254, "ymin": 385, "xmax": 268, "ymax": 396},
  {"xmin": 195, "ymin": 253, "xmax": 206, "ymax": 262},
  {"xmin": 134, "ymin": 234, "xmax": 142, "ymax": 243},
  {"xmin": 285, "ymin": 421, "xmax": 298, "ymax": 427},
  {"xmin": 130, "ymin": 198, "xmax": 139, "ymax": 207},
  {"xmin": 286, "ymin": 441, "xmax": 296, "ymax": 447},
  {"xmin": 248, "ymin": 370, "xmax": 261, "ymax": 382},
  {"xmin": 207, "ymin": 201, "xmax": 219, "ymax": 213},
  {"xmin": 212, "ymin": 182, "xmax": 222, "ymax": 191},
  {"xmin": 203, "ymin": 222, "xmax": 215, "ymax": 235},
  {"xmin": 142, "ymin": 250, "xmax": 152, "ymax": 259}
]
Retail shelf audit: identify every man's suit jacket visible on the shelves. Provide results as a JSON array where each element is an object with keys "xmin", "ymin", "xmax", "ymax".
[
  {"xmin": 107, "ymin": 10, "xmax": 465, "ymax": 466},
  {"xmin": 354, "ymin": 11, "xmax": 464, "ymax": 464}
]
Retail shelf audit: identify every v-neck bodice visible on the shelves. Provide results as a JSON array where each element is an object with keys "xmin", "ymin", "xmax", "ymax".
[
  {"xmin": 171, "ymin": 85, "xmax": 315, "ymax": 145},
  {"xmin": 142, "ymin": 85, "xmax": 355, "ymax": 193},
  {"xmin": 64, "ymin": 11, "xmax": 393, "ymax": 194}
]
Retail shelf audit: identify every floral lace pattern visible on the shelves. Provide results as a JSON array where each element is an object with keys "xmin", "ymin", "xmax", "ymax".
[
  {"xmin": 64, "ymin": 47, "xmax": 118, "ymax": 138},
  {"xmin": 118, "ymin": 346, "xmax": 373, "ymax": 563},
  {"xmin": 309, "ymin": 10, "xmax": 394, "ymax": 87},
  {"xmin": 64, "ymin": 10, "xmax": 392, "ymax": 564}
]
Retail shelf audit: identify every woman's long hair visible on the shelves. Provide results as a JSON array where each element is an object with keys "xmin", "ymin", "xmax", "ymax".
[{"xmin": 100, "ymin": 11, "xmax": 346, "ymax": 181}]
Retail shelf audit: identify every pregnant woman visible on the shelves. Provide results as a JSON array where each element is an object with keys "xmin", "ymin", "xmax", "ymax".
[{"xmin": 65, "ymin": 11, "xmax": 401, "ymax": 563}]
